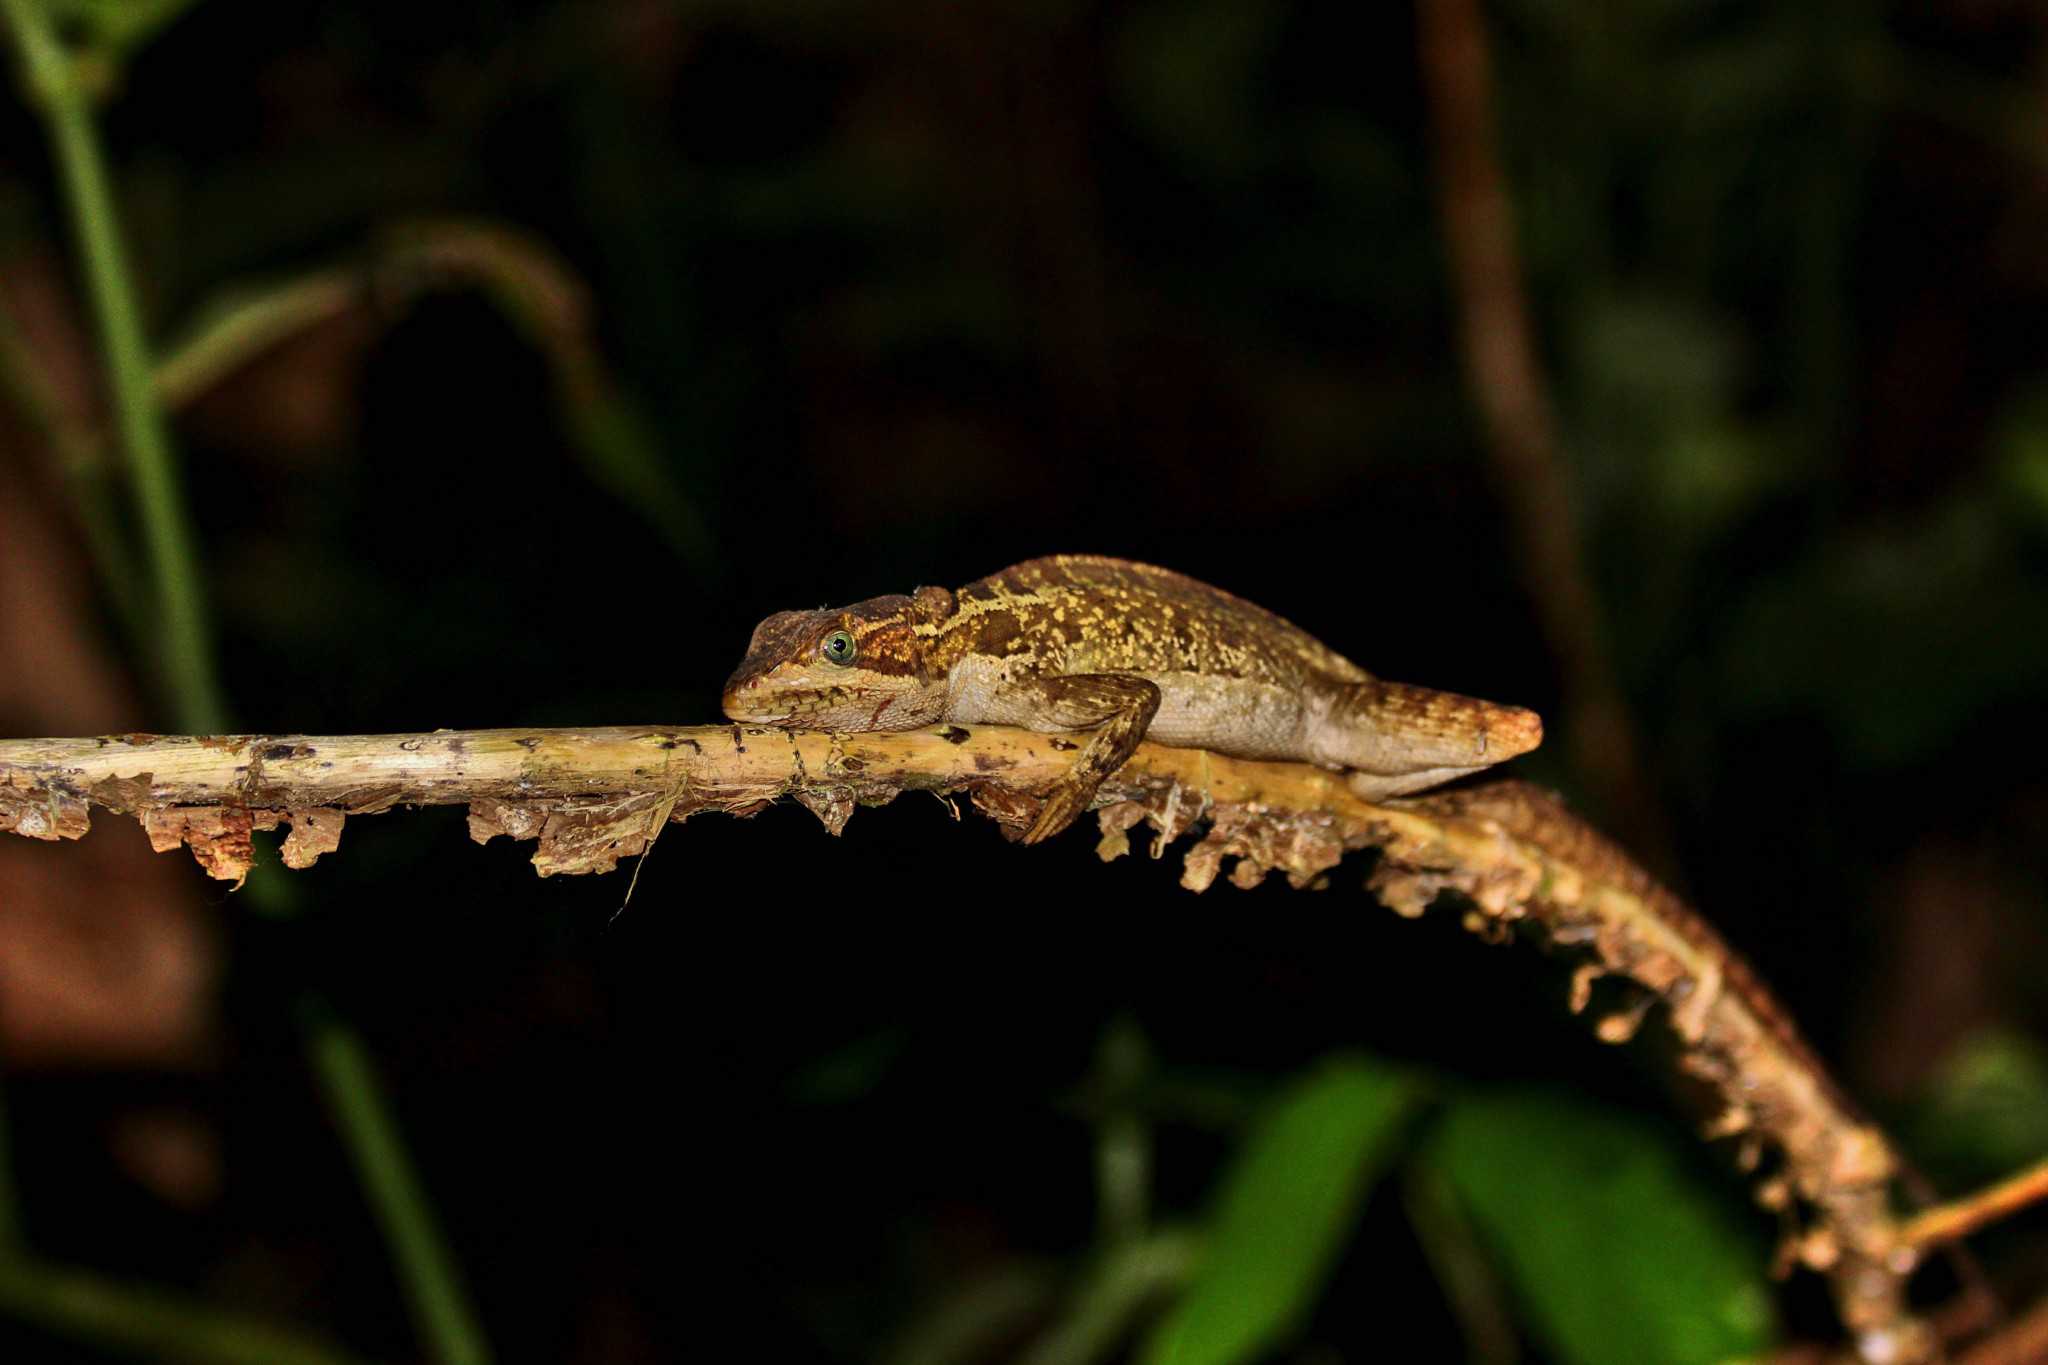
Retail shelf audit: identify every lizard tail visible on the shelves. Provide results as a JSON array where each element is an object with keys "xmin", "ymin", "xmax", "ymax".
[{"xmin": 1325, "ymin": 679, "xmax": 1544, "ymax": 776}]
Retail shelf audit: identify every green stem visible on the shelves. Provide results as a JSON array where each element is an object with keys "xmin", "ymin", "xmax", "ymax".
[
  {"xmin": 304, "ymin": 1001, "xmax": 494, "ymax": 1365},
  {"xmin": 883, "ymin": 1265, "xmax": 1055, "ymax": 1365},
  {"xmin": 154, "ymin": 269, "xmax": 358, "ymax": 410},
  {"xmin": 0, "ymin": 1256, "xmax": 385, "ymax": 1365},
  {"xmin": 1, "ymin": 0, "xmax": 223, "ymax": 732},
  {"xmin": 1014, "ymin": 1230, "xmax": 1201, "ymax": 1365},
  {"xmin": 1088, "ymin": 1017, "xmax": 1152, "ymax": 1247}
]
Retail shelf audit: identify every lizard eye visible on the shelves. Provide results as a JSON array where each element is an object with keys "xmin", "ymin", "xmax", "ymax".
[{"xmin": 820, "ymin": 629, "xmax": 858, "ymax": 665}]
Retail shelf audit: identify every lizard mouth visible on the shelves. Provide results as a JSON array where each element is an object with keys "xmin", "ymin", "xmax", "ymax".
[
  {"xmin": 722, "ymin": 683, "xmax": 865, "ymax": 726},
  {"xmin": 720, "ymin": 681, "xmax": 790, "ymax": 724}
]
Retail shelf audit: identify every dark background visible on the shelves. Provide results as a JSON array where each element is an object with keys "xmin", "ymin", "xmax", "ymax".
[{"xmin": 4, "ymin": 1, "xmax": 2048, "ymax": 1361}]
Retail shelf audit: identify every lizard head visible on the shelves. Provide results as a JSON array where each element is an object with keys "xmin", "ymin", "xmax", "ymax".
[{"xmin": 722, "ymin": 585, "xmax": 956, "ymax": 731}]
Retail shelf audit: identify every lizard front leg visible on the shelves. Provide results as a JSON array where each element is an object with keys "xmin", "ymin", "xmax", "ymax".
[{"xmin": 993, "ymin": 673, "xmax": 1162, "ymax": 844}]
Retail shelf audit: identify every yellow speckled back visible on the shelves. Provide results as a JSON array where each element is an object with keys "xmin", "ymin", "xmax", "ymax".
[{"xmin": 937, "ymin": 555, "xmax": 1373, "ymax": 686}]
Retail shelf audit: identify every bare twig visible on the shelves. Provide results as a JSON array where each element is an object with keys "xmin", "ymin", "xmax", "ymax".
[
  {"xmin": 1904, "ymin": 1156, "xmax": 2048, "ymax": 1253},
  {"xmin": 0, "ymin": 722, "xmax": 1940, "ymax": 1357},
  {"xmin": 1417, "ymin": 0, "xmax": 1677, "ymax": 878}
]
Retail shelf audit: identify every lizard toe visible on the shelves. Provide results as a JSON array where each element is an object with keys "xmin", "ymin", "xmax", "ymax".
[{"xmin": 1023, "ymin": 787, "xmax": 1089, "ymax": 844}]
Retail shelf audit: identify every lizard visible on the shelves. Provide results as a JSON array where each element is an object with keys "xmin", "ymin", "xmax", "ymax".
[{"xmin": 721, "ymin": 554, "xmax": 1543, "ymax": 844}]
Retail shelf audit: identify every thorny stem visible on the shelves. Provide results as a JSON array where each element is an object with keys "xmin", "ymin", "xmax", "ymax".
[{"xmin": 0, "ymin": 724, "xmax": 1953, "ymax": 1356}]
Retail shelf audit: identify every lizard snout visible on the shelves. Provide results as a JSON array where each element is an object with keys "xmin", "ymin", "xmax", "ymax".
[{"xmin": 720, "ymin": 673, "xmax": 781, "ymax": 723}]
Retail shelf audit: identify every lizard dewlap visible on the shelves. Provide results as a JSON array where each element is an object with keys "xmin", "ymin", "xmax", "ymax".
[{"xmin": 722, "ymin": 554, "xmax": 1542, "ymax": 843}]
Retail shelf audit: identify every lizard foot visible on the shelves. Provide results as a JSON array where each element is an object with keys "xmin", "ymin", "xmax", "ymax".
[{"xmin": 1021, "ymin": 782, "xmax": 1094, "ymax": 844}]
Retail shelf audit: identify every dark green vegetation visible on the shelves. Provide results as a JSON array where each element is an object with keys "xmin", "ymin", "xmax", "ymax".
[{"xmin": 3, "ymin": 1, "xmax": 2048, "ymax": 1361}]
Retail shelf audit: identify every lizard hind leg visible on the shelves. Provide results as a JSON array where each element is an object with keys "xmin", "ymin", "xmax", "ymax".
[
  {"xmin": 1317, "ymin": 679, "xmax": 1544, "ymax": 801},
  {"xmin": 997, "ymin": 673, "xmax": 1162, "ymax": 844}
]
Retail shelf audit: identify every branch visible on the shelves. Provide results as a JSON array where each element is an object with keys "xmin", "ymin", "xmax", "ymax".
[
  {"xmin": 0, "ymin": 724, "xmax": 1933, "ymax": 1357},
  {"xmin": 1903, "ymin": 1156, "xmax": 2048, "ymax": 1254},
  {"xmin": 1417, "ymin": 0, "xmax": 1678, "ymax": 878}
]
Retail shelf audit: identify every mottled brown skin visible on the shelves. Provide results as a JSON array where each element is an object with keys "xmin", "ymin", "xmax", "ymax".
[{"xmin": 723, "ymin": 555, "xmax": 1542, "ymax": 843}]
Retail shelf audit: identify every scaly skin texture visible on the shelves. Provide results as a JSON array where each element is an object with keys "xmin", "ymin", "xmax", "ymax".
[{"xmin": 723, "ymin": 555, "xmax": 1542, "ymax": 842}]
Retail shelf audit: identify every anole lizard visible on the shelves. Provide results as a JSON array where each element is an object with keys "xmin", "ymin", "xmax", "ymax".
[
  {"xmin": 722, "ymin": 554, "xmax": 1542, "ymax": 843},
  {"xmin": 720, "ymin": 556, "xmax": 1950, "ymax": 1349}
]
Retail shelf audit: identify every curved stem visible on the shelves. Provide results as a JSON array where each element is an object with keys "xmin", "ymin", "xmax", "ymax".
[{"xmin": 1416, "ymin": 0, "xmax": 1678, "ymax": 879}]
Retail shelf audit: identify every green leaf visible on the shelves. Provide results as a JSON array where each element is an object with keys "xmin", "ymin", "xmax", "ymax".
[
  {"xmin": 1432, "ymin": 1090, "xmax": 1776, "ymax": 1365},
  {"xmin": 1140, "ymin": 1055, "xmax": 1420, "ymax": 1365},
  {"xmin": 47, "ymin": 0, "xmax": 207, "ymax": 55},
  {"xmin": 1907, "ymin": 1029, "xmax": 2048, "ymax": 1183}
]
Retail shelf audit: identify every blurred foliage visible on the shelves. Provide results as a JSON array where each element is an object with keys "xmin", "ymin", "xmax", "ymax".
[
  {"xmin": 1720, "ymin": 493, "xmax": 2048, "ymax": 766},
  {"xmin": 41, "ymin": 0, "xmax": 202, "ymax": 61},
  {"xmin": 1139, "ymin": 1057, "xmax": 1418, "ymax": 1365},
  {"xmin": 1906, "ymin": 1030, "xmax": 2048, "ymax": 1187},
  {"xmin": 1430, "ymin": 1091, "xmax": 1777, "ymax": 1365}
]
